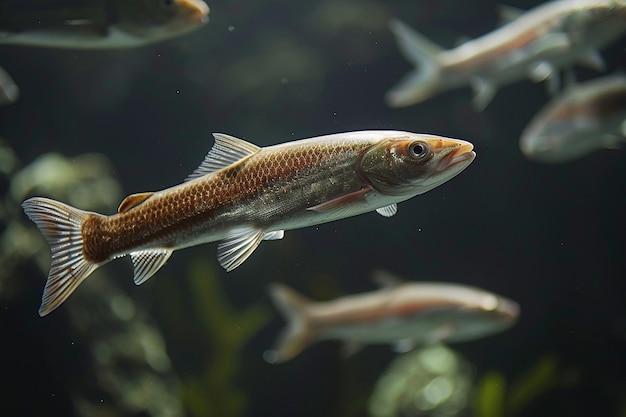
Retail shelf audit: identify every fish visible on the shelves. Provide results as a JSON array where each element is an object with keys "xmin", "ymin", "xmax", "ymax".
[
  {"xmin": 386, "ymin": 0, "xmax": 626, "ymax": 110},
  {"xmin": 520, "ymin": 73, "xmax": 626, "ymax": 163},
  {"xmin": 265, "ymin": 271, "xmax": 519, "ymax": 364},
  {"xmin": 22, "ymin": 130, "xmax": 476, "ymax": 316},
  {"xmin": 0, "ymin": 0, "xmax": 209, "ymax": 49},
  {"xmin": 0, "ymin": 65, "xmax": 19, "ymax": 104}
]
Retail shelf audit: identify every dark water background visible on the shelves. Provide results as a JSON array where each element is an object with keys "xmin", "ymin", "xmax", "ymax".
[{"xmin": 1, "ymin": 0, "xmax": 625, "ymax": 416}]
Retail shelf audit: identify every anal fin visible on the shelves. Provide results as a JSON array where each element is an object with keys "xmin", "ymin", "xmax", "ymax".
[
  {"xmin": 131, "ymin": 249, "xmax": 173, "ymax": 285},
  {"xmin": 470, "ymin": 76, "xmax": 496, "ymax": 110}
]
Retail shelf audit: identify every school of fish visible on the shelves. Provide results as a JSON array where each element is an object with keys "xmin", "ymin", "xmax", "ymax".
[
  {"xmin": 387, "ymin": 0, "xmax": 626, "ymax": 110},
  {"xmin": 7, "ymin": 0, "xmax": 626, "ymax": 370}
]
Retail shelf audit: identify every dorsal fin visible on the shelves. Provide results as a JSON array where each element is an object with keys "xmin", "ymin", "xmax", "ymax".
[
  {"xmin": 118, "ymin": 192, "xmax": 154, "ymax": 213},
  {"xmin": 185, "ymin": 133, "xmax": 261, "ymax": 182},
  {"xmin": 371, "ymin": 270, "xmax": 405, "ymax": 288},
  {"xmin": 497, "ymin": 5, "xmax": 524, "ymax": 25}
]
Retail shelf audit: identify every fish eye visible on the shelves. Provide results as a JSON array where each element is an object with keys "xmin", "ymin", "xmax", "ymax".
[
  {"xmin": 161, "ymin": 0, "xmax": 176, "ymax": 9},
  {"xmin": 408, "ymin": 141, "xmax": 429, "ymax": 159}
]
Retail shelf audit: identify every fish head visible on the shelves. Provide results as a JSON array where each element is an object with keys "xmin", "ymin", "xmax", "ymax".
[
  {"xmin": 359, "ymin": 133, "xmax": 475, "ymax": 196},
  {"xmin": 116, "ymin": 0, "xmax": 209, "ymax": 42},
  {"xmin": 411, "ymin": 290, "xmax": 519, "ymax": 343},
  {"xmin": 446, "ymin": 291, "xmax": 520, "ymax": 342},
  {"xmin": 393, "ymin": 283, "xmax": 519, "ymax": 343}
]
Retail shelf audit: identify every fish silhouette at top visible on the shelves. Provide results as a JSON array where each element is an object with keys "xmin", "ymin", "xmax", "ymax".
[
  {"xmin": 387, "ymin": 0, "xmax": 626, "ymax": 110},
  {"xmin": 520, "ymin": 73, "xmax": 626, "ymax": 163},
  {"xmin": 0, "ymin": 0, "xmax": 209, "ymax": 49},
  {"xmin": 22, "ymin": 131, "xmax": 476, "ymax": 316}
]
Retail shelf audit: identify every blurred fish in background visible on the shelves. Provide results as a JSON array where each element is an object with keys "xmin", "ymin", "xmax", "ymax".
[
  {"xmin": 265, "ymin": 271, "xmax": 519, "ymax": 363},
  {"xmin": 520, "ymin": 73, "xmax": 626, "ymax": 163},
  {"xmin": 0, "ymin": 65, "xmax": 19, "ymax": 104},
  {"xmin": 386, "ymin": 0, "xmax": 626, "ymax": 110},
  {"xmin": 0, "ymin": 0, "xmax": 209, "ymax": 49}
]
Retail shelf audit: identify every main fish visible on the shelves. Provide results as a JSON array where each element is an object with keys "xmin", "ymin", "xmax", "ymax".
[
  {"xmin": 0, "ymin": 0, "xmax": 209, "ymax": 49},
  {"xmin": 265, "ymin": 271, "xmax": 519, "ymax": 364},
  {"xmin": 520, "ymin": 73, "xmax": 626, "ymax": 163},
  {"xmin": 22, "ymin": 131, "xmax": 475, "ymax": 316},
  {"xmin": 387, "ymin": 0, "xmax": 626, "ymax": 110}
]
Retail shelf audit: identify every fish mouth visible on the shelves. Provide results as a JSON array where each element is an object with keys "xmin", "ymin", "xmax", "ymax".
[
  {"xmin": 497, "ymin": 297, "xmax": 520, "ymax": 322},
  {"xmin": 179, "ymin": 0, "xmax": 210, "ymax": 23},
  {"xmin": 436, "ymin": 142, "xmax": 476, "ymax": 172}
]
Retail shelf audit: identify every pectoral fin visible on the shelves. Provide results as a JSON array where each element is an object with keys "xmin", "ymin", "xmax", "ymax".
[
  {"xmin": 307, "ymin": 187, "xmax": 371, "ymax": 215},
  {"xmin": 342, "ymin": 342, "xmax": 365, "ymax": 358},
  {"xmin": 263, "ymin": 230, "xmax": 285, "ymax": 240},
  {"xmin": 393, "ymin": 338, "xmax": 417, "ymax": 353},
  {"xmin": 217, "ymin": 227, "xmax": 267, "ymax": 271},
  {"xmin": 131, "ymin": 249, "xmax": 173, "ymax": 285},
  {"xmin": 527, "ymin": 32, "xmax": 571, "ymax": 57},
  {"xmin": 577, "ymin": 49, "xmax": 605, "ymax": 71}
]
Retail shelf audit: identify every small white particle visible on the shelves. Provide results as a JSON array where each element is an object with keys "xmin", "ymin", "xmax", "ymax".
[{"xmin": 228, "ymin": 25, "xmax": 235, "ymax": 32}]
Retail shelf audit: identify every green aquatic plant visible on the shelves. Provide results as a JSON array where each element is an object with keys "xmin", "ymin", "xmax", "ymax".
[
  {"xmin": 3, "ymin": 144, "xmax": 183, "ymax": 417},
  {"xmin": 156, "ymin": 259, "xmax": 271, "ymax": 417},
  {"xmin": 473, "ymin": 371, "xmax": 506, "ymax": 417},
  {"xmin": 473, "ymin": 353, "xmax": 577, "ymax": 417},
  {"xmin": 368, "ymin": 344, "xmax": 474, "ymax": 417}
]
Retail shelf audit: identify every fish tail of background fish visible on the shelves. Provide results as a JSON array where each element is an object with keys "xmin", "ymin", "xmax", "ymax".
[
  {"xmin": 385, "ymin": 19, "xmax": 442, "ymax": 108},
  {"xmin": 264, "ymin": 283, "xmax": 316, "ymax": 364},
  {"xmin": 22, "ymin": 197, "xmax": 106, "ymax": 316},
  {"xmin": 0, "ymin": 66, "xmax": 19, "ymax": 105}
]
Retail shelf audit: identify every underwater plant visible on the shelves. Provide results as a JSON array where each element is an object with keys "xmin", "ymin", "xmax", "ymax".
[{"xmin": 155, "ymin": 258, "xmax": 271, "ymax": 417}]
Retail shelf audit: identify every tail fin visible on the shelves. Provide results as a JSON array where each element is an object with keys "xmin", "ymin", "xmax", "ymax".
[
  {"xmin": 22, "ymin": 197, "xmax": 103, "ymax": 316},
  {"xmin": 264, "ymin": 283, "xmax": 315, "ymax": 364},
  {"xmin": 0, "ymin": 66, "xmax": 19, "ymax": 105},
  {"xmin": 386, "ymin": 19, "xmax": 443, "ymax": 107}
]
